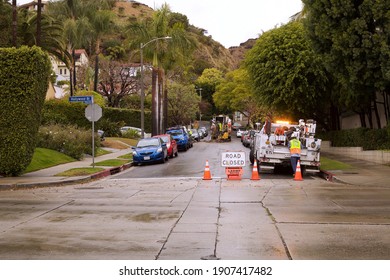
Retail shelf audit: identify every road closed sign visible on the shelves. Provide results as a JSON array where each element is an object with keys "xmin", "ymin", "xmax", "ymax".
[{"xmin": 221, "ymin": 151, "xmax": 246, "ymax": 167}]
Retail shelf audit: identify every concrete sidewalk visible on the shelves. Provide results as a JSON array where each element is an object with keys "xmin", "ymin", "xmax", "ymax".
[
  {"xmin": 320, "ymin": 152, "xmax": 390, "ymax": 188},
  {"xmin": 0, "ymin": 148, "xmax": 133, "ymax": 189},
  {"xmin": 1, "ymin": 149, "xmax": 389, "ymax": 189}
]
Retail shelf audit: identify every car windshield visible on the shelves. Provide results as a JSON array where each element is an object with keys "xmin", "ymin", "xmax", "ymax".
[
  {"xmin": 137, "ymin": 138, "xmax": 160, "ymax": 148},
  {"xmin": 156, "ymin": 136, "xmax": 169, "ymax": 143},
  {"xmin": 167, "ymin": 130, "xmax": 182, "ymax": 136}
]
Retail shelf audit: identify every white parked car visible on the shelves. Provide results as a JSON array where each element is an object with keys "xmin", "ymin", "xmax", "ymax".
[
  {"xmin": 236, "ymin": 128, "xmax": 246, "ymax": 138},
  {"xmin": 120, "ymin": 126, "xmax": 151, "ymax": 138}
]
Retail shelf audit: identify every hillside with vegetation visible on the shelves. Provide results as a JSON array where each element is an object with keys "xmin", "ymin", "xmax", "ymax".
[{"xmin": 110, "ymin": 0, "xmax": 246, "ymax": 72}]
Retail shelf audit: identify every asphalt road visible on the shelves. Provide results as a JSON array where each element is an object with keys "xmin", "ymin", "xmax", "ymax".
[
  {"xmin": 115, "ymin": 135, "xmax": 313, "ymax": 180},
  {"xmin": 0, "ymin": 134, "xmax": 389, "ymax": 260}
]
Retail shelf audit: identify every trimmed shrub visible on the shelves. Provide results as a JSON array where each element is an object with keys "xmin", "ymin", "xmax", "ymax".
[
  {"xmin": 322, "ymin": 127, "xmax": 390, "ymax": 150},
  {"xmin": 37, "ymin": 124, "xmax": 100, "ymax": 160},
  {"xmin": 41, "ymin": 99, "xmax": 152, "ymax": 133},
  {"xmin": 0, "ymin": 46, "xmax": 51, "ymax": 176}
]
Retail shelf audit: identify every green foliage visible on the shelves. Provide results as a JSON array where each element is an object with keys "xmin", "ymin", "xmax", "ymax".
[
  {"xmin": 196, "ymin": 68, "xmax": 224, "ymax": 115},
  {"xmin": 41, "ymin": 99, "xmax": 152, "ymax": 133},
  {"xmin": 214, "ymin": 68, "xmax": 264, "ymax": 123},
  {"xmin": 76, "ymin": 90, "xmax": 106, "ymax": 107},
  {"xmin": 37, "ymin": 124, "xmax": 100, "ymax": 160},
  {"xmin": 245, "ymin": 21, "xmax": 329, "ymax": 120},
  {"xmin": 0, "ymin": 1, "xmax": 12, "ymax": 47},
  {"xmin": 122, "ymin": 129, "xmax": 141, "ymax": 139},
  {"xmin": 167, "ymin": 82, "xmax": 200, "ymax": 126},
  {"xmin": 0, "ymin": 46, "xmax": 51, "ymax": 176},
  {"xmin": 320, "ymin": 127, "xmax": 390, "ymax": 150},
  {"xmin": 303, "ymin": 0, "xmax": 390, "ymax": 119}
]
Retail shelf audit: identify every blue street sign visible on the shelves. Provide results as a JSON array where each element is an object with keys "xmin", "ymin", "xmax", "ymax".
[{"xmin": 69, "ymin": 96, "xmax": 93, "ymax": 104}]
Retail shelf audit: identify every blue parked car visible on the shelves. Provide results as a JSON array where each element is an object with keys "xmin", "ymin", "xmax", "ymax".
[
  {"xmin": 166, "ymin": 127, "xmax": 191, "ymax": 151},
  {"xmin": 132, "ymin": 137, "xmax": 168, "ymax": 165}
]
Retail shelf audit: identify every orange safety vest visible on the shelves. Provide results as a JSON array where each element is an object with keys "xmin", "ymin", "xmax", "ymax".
[{"xmin": 289, "ymin": 139, "xmax": 301, "ymax": 155}]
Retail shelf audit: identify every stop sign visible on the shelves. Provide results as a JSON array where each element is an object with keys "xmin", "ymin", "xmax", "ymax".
[{"xmin": 85, "ymin": 104, "xmax": 102, "ymax": 122}]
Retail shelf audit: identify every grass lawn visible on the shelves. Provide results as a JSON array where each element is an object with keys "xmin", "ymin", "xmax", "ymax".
[
  {"xmin": 93, "ymin": 159, "xmax": 130, "ymax": 167},
  {"xmin": 56, "ymin": 168, "xmax": 104, "ymax": 177},
  {"xmin": 320, "ymin": 156, "xmax": 353, "ymax": 171},
  {"xmin": 102, "ymin": 137, "xmax": 138, "ymax": 149},
  {"xmin": 95, "ymin": 148, "xmax": 112, "ymax": 157},
  {"xmin": 118, "ymin": 153, "xmax": 133, "ymax": 160},
  {"xmin": 25, "ymin": 148, "xmax": 76, "ymax": 173}
]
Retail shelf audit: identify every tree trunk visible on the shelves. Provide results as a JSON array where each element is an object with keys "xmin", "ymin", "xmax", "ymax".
[
  {"xmin": 12, "ymin": 0, "xmax": 17, "ymax": 47},
  {"xmin": 373, "ymin": 97, "xmax": 381, "ymax": 128},
  {"xmin": 37, "ymin": 0, "xmax": 42, "ymax": 46},
  {"xmin": 359, "ymin": 110, "xmax": 366, "ymax": 128}
]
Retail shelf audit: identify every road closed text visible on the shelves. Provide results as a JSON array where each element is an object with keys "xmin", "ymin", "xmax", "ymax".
[{"xmin": 221, "ymin": 152, "xmax": 246, "ymax": 167}]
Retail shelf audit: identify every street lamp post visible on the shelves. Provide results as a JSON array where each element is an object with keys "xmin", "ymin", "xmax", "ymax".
[
  {"xmin": 197, "ymin": 87, "xmax": 202, "ymax": 124},
  {"xmin": 140, "ymin": 36, "xmax": 171, "ymax": 138}
]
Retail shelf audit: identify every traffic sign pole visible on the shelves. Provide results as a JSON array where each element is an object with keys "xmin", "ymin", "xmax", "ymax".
[
  {"xmin": 85, "ymin": 103, "xmax": 102, "ymax": 168},
  {"xmin": 92, "ymin": 107, "xmax": 95, "ymax": 168}
]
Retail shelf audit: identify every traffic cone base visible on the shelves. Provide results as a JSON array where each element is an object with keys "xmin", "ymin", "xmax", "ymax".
[
  {"xmin": 251, "ymin": 161, "xmax": 260, "ymax": 180},
  {"xmin": 203, "ymin": 160, "xmax": 212, "ymax": 180},
  {"xmin": 294, "ymin": 160, "xmax": 303, "ymax": 181}
]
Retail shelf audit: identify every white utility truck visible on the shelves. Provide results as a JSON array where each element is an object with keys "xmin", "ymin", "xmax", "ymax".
[{"xmin": 249, "ymin": 119, "xmax": 321, "ymax": 174}]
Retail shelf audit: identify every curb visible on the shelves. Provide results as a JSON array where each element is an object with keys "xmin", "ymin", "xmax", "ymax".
[{"xmin": 0, "ymin": 162, "xmax": 133, "ymax": 190}]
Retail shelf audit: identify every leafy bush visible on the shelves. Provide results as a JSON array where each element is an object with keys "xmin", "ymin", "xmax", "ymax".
[
  {"xmin": 122, "ymin": 129, "xmax": 141, "ymax": 139},
  {"xmin": 0, "ymin": 46, "xmax": 51, "ymax": 176},
  {"xmin": 37, "ymin": 124, "xmax": 100, "ymax": 160},
  {"xmin": 98, "ymin": 118, "xmax": 123, "ymax": 137},
  {"xmin": 322, "ymin": 127, "xmax": 390, "ymax": 150},
  {"xmin": 41, "ymin": 99, "xmax": 152, "ymax": 133}
]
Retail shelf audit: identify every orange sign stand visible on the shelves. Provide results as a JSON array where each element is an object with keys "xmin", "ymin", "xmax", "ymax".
[{"xmin": 225, "ymin": 167, "xmax": 243, "ymax": 180}]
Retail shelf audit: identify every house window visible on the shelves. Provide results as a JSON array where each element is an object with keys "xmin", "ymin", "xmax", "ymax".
[
  {"xmin": 59, "ymin": 69, "xmax": 62, "ymax": 75},
  {"xmin": 64, "ymin": 69, "xmax": 67, "ymax": 75}
]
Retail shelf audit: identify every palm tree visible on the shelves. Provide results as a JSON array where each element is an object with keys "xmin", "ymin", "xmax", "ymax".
[
  {"xmin": 125, "ymin": 4, "xmax": 197, "ymax": 133},
  {"xmin": 12, "ymin": 0, "xmax": 17, "ymax": 46},
  {"xmin": 36, "ymin": 0, "xmax": 42, "ymax": 46},
  {"xmin": 45, "ymin": 0, "xmax": 116, "ymax": 95}
]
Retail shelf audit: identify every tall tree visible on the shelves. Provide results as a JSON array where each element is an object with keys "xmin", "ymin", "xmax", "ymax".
[
  {"xmin": 12, "ymin": 0, "xmax": 17, "ymax": 46},
  {"xmin": 45, "ymin": 0, "xmax": 115, "ymax": 95},
  {"xmin": 195, "ymin": 68, "xmax": 224, "ymax": 115},
  {"xmin": 303, "ymin": 0, "xmax": 390, "ymax": 127},
  {"xmin": 245, "ymin": 21, "xmax": 329, "ymax": 124},
  {"xmin": 213, "ymin": 68, "xmax": 265, "ymax": 126}
]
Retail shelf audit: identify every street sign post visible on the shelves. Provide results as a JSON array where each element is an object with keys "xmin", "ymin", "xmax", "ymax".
[
  {"xmin": 69, "ymin": 95, "xmax": 94, "ymax": 104},
  {"xmin": 84, "ymin": 104, "xmax": 102, "ymax": 168}
]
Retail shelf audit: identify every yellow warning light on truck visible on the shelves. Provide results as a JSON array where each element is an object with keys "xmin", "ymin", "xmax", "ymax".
[{"xmin": 275, "ymin": 120, "xmax": 290, "ymax": 125}]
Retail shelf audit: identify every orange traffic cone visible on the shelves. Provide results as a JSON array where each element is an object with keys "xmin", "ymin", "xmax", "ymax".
[
  {"xmin": 294, "ymin": 160, "xmax": 303, "ymax": 181},
  {"xmin": 203, "ymin": 160, "xmax": 212, "ymax": 180},
  {"xmin": 251, "ymin": 161, "xmax": 260, "ymax": 180}
]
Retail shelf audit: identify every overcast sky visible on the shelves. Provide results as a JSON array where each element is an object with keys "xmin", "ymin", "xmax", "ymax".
[
  {"xmin": 139, "ymin": 0, "xmax": 303, "ymax": 47},
  {"xmin": 17, "ymin": 0, "xmax": 303, "ymax": 48}
]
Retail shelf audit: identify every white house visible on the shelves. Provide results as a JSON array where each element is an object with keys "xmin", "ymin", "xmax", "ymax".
[{"xmin": 49, "ymin": 49, "xmax": 89, "ymax": 84}]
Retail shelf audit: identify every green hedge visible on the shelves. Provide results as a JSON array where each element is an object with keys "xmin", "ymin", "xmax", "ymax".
[
  {"xmin": 319, "ymin": 126, "xmax": 390, "ymax": 150},
  {"xmin": 37, "ymin": 124, "xmax": 100, "ymax": 160},
  {"xmin": 0, "ymin": 46, "xmax": 51, "ymax": 176},
  {"xmin": 41, "ymin": 99, "xmax": 152, "ymax": 135}
]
